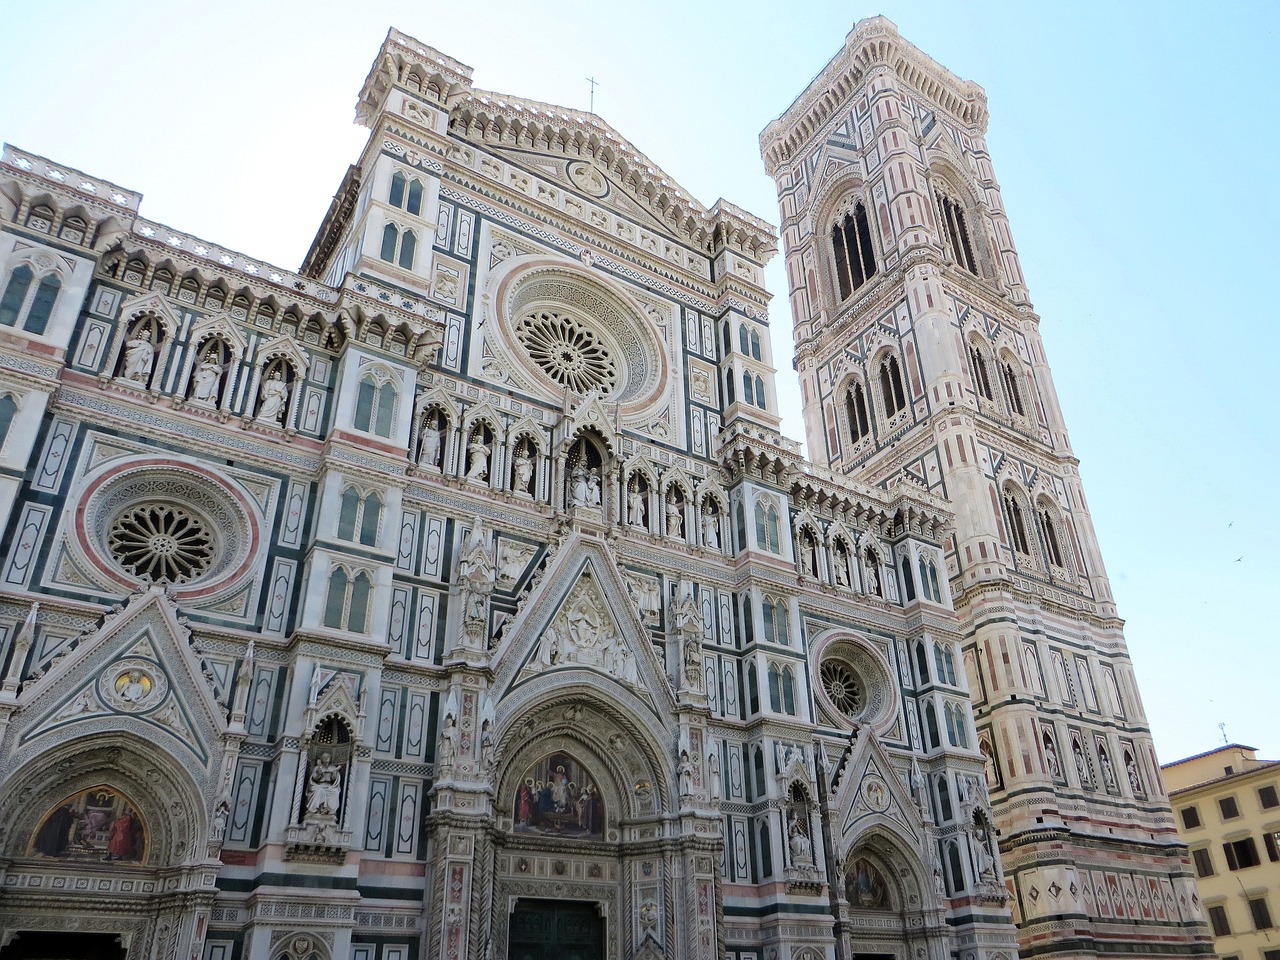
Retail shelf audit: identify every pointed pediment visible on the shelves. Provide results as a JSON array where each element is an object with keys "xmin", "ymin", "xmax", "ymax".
[
  {"xmin": 10, "ymin": 586, "xmax": 228, "ymax": 772},
  {"xmin": 834, "ymin": 734, "xmax": 924, "ymax": 848},
  {"xmin": 559, "ymin": 391, "xmax": 619, "ymax": 455},
  {"xmin": 190, "ymin": 312, "xmax": 249, "ymax": 354},
  {"xmin": 492, "ymin": 535, "xmax": 675, "ymax": 716},
  {"xmin": 118, "ymin": 291, "xmax": 184, "ymax": 336}
]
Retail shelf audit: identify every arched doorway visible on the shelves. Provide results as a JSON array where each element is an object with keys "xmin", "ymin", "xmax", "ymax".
[{"xmin": 508, "ymin": 899, "xmax": 604, "ymax": 960}]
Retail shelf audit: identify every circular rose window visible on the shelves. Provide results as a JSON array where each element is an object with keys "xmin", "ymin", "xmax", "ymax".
[
  {"xmin": 107, "ymin": 503, "xmax": 216, "ymax": 584},
  {"xmin": 816, "ymin": 637, "xmax": 896, "ymax": 730},
  {"xmin": 490, "ymin": 261, "xmax": 669, "ymax": 413},
  {"xmin": 74, "ymin": 461, "xmax": 259, "ymax": 596},
  {"xmin": 516, "ymin": 310, "xmax": 619, "ymax": 395},
  {"xmin": 820, "ymin": 659, "xmax": 864, "ymax": 719}
]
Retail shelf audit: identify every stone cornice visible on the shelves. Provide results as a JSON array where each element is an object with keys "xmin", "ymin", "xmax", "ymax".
[{"xmin": 760, "ymin": 16, "xmax": 989, "ymax": 177}]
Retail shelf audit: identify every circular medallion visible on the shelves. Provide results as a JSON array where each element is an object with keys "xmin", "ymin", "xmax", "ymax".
[
  {"xmin": 567, "ymin": 161, "xmax": 608, "ymax": 197},
  {"xmin": 98, "ymin": 658, "xmax": 168, "ymax": 713}
]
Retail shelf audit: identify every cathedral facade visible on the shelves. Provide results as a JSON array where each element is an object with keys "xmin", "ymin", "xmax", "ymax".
[{"xmin": 0, "ymin": 18, "xmax": 1204, "ymax": 960}]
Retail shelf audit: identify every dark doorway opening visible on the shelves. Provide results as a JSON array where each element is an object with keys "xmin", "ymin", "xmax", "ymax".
[
  {"xmin": 0, "ymin": 932, "xmax": 127, "ymax": 960},
  {"xmin": 508, "ymin": 897, "xmax": 604, "ymax": 960}
]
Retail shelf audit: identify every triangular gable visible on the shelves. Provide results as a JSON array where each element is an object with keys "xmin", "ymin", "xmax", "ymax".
[
  {"xmin": 491, "ymin": 534, "xmax": 675, "ymax": 717},
  {"xmin": 118, "ymin": 291, "xmax": 185, "ymax": 337},
  {"xmin": 558, "ymin": 391, "xmax": 619, "ymax": 456},
  {"xmin": 833, "ymin": 733, "xmax": 925, "ymax": 851},
  {"xmin": 8, "ymin": 586, "xmax": 228, "ymax": 775}
]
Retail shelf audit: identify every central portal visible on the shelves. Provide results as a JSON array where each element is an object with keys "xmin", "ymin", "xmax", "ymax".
[{"xmin": 508, "ymin": 898, "xmax": 604, "ymax": 960}]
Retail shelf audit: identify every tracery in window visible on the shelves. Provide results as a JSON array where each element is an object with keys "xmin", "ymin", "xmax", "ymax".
[
  {"xmin": 1001, "ymin": 358, "xmax": 1025, "ymax": 416},
  {"xmin": 380, "ymin": 223, "xmax": 417, "ymax": 269},
  {"xmin": 879, "ymin": 354, "xmax": 907, "ymax": 418},
  {"xmin": 516, "ymin": 309, "xmax": 618, "ymax": 395},
  {"xmin": 820, "ymin": 658, "xmax": 864, "ymax": 719},
  {"xmin": 969, "ymin": 343, "xmax": 994, "ymax": 401},
  {"xmin": 324, "ymin": 566, "xmax": 372, "ymax": 633},
  {"xmin": 0, "ymin": 265, "xmax": 32, "ymax": 328},
  {"xmin": 1003, "ymin": 491, "xmax": 1032, "ymax": 557},
  {"xmin": 1038, "ymin": 503, "xmax": 1065, "ymax": 568},
  {"xmin": 935, "ymin": 189, "xmax": 977, "ymax": 274},
  {"xmin": 389, "ymin": 171, "xmax": 424, "ymax": 216},
  {"xmin": 846, "ymin": 381, "xmax": 870, "ymax": 443},
  {"xmin": 354, "ymin": 372, "xmax": 398, "ymax": 437},
  {"xmin": 337, "ymin": 487, "xmax": 382, "ymax": 546},
  {"xmin": 831, "ymin": 201, "xmax": 877, "ymax": 299},
  {"xmin": 107, "ymin": 503, "xmax": 216, "ymax": 584}
]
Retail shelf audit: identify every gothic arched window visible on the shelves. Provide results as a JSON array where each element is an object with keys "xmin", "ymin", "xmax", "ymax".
[
  {"xmin": 1001, "ymin": 359, "xmax": 1025, "ymax": 416},
  {"xmin": 935, "ymin": 188, "xmax": 977, "ymax": 274},
  {"xmin": 1003, "ymin": 491, "xmax": 1032, "ymax": 557},
  {"xmin": 0, "ymin": 393, "xmax": 17, "ymax": 450},
  {"xmin": 831, "ymin": 201, "xmax": 877, "ymax": 300},
  {"xmin": 354, "ymin": 374, "xmax": 398, "ymax": 437},
  {"xmin": 1040, "ymin": 506, "xmax": 1065, "ymax": 568},
  {"xmin": 879, "ymin": 355, "xmax": 907, "ymax": 418},
  {"xmin": 969, "ymin": 343, "xmax": 995, "ymax": 401},
  {"xmin": 0, "ymin": 266, "xmax": 32, "ymax": 328},
  {"xmin": 846, "ymin": 381, "xmax": 870, "ymax": 443}
]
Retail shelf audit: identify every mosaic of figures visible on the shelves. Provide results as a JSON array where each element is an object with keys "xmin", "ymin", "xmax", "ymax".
[
  {"xmin": 30, "ymin": 785, "xmax": 146, "ymax": 863},
  {"xmin": 513, "ymin": 751, "xmax": 604, "ymax": 839}
]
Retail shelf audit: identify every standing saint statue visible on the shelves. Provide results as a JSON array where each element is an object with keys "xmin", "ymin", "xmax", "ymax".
[
  {"xmin": 257, "ymin": 369, "xmax": 290, "ymax": 423},
  {"xmin": 512, "ymin": 447, "xmax": 533, "ymax": 494}
]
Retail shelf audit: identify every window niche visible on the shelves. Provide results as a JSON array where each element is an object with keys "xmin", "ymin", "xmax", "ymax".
[{"xmin": 831, "ymin": 200, "xmax": 877, "ymax": 300}]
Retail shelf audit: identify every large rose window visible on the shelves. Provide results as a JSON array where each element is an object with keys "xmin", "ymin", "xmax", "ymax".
[
  {"xmin": 107, "ymin": 503, "xmax": 217, "ymax": 584},
  {"xmin": 516, "ymin": 310, "xmax": 619, "ymax": 395}
]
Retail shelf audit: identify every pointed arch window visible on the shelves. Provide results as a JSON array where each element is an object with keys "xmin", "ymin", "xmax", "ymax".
[
  {"xmin": 380, "ymin": 223, "xmax": 398, "ymax": 262},
  {"xmin": 749, "ymin": 329, "xmax": 762, "ymax": 361},
  {"xmin": 969, "ymin": 344, "xmax": 995, "ymax": 401},
  {"xmin": 936, "ymin": 189, "xmax": 977, "ymax": 274},
  {"xmin": 389, "ymin": 171, "xmax": 425, "ymax": 216},
  {"xmin": 0, "ymin": 266, "xmax": 33, "ymax": 327},
  {"xmin": 398, "ymin": 229, "xmax": 416, "ymax": 269},
  {"xmin": 1003, "ymin": 492, "xmax": 1032, "ymax": 557},
  {"xmin": 846, "ymin": 382, "xmax": 870, "ymax": 443},
  {"xmin": 1039, "ymin": 505, "xmax": 1065, "ymax": 568},
  {"xmin": 324, "ymin": 567, "xmax": 372, "ymax": 633},
  {"xmin": 752, "ymin": 502, "xmax": 782, "ymax": 554},
  {"xmin": 831, "ymin": 201, "xmax": 877, "ymax": 300},
  {"xmin": 781, "ymin": 665, "xmax": 796, "ymax": 716},
  {"xmin": 767, "ymin": 662, "xmax": 782, "ymax": 712},
  {"xmin": 1001, "ymin": 359, "xmax": 1025, "ymax": 416},
  {"xmin": 336, "ymin": 487, "xmax": 383, "ymax": 547},
  {"xmin": 0, "ymin": 393, "xmax": 17, "ymax": 450},
  {"xmin": 739, "ymin": 325, "xmax": 750, "ymax": 355},
  {"xmin": 742, "ymin": 371, "xmax": 754, "ymax": 405},
  {"xmin": 879, "ymin": 355, "xmax": 907, "ymax": 418},
  {"xmin": 915, "ymin": 641, "xmax": 930, "ymax": 685},
  {"xmin": 900, "ymin": 555, "xmax": 916, "ymax": 601},
  {"xmin": 354, "ymin": 374, "xmax": 398, "ymax": 437},
  {"xmin": 754, "ymin": 375, "xmax": 766, "ymax": 410}
]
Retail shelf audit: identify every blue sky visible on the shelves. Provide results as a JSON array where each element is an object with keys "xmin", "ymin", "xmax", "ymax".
[{"xmin": 3, "ymin": 1, "xmax": 1276, "ymax": 763}]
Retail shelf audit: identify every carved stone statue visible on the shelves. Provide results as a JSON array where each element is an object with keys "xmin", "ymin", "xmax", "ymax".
[
  {"xmin": 1099, "ymin": 747, "xmax": 1118, "ymax": 791},
  {"xmin": 864, "ymin": 563, "xmax": 879, "ymax": 596},
  {"xmin": 586, "ymin": 468, "xmax": 600, "ymax": 505},
  {"xmin": 707, "ymin": 749, "xmax": 722, "ymax": 800},
  {"xmin": 123, "ymin": 329, "xmax": 155, "ymax": 383},
  {"xmin": 305, "ymin": 751, "xmax": 343, "ymax": 819},
  {"xmin": 466, "ymin": 434, "xmax": 489, "ymax": 481},
  {"xmin": 666, "ymin": 494, "xmax": 683, "ymax": 538},
  {"xmin": 678, "ymin": 750, "xmax": 695, "ymax": 797},
  {"xmin": 1044, "ymin": 736, "xmax": 1060, "ymax": 779},
  {"xmin": 833, "ymin": 550, "xmax": 850, "ymax": 586},
  {"xmin": 788, "ymin": 813, "xmax": 813, "ymax": 865},
  {"xmin": 419, "ymin": 411, "xmax": 442, "ymax": 467},
  {"xmin": 191, "ymin": 354, "xmax": 223, "ymax": 403},
  {"xmin": 512, "ymin": 448, "xmax": 533, "ymax": 494},
  {"xmin": 701, "ymin": 511, "xmax": 719, "ymax": 549},
  {"xmin": 971, "ymin": 817, "xmax": 996, "ymax": 880},
  {"xmin": 1126, "ymin": 755, "xmax": 1142, "ymax": 794},
  {"xmin": 628, "ymin": 485, "xmax": 646, "ymax": 527},
  {"xmin": 257, "ymin": 370, "xmax": 290, "ymax": 423},
  {"xmin": 438, "ymin": 715, "xmax": 459, "ymax": 773},
  {"xmin": 570, "ymin": 463, "xmax": 590, "ymax": 505}
]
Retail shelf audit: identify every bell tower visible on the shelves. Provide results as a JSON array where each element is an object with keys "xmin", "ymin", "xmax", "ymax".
[{"xmin": 762, "ymin": 17, "xmax": 1213, "ymax": 959}]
